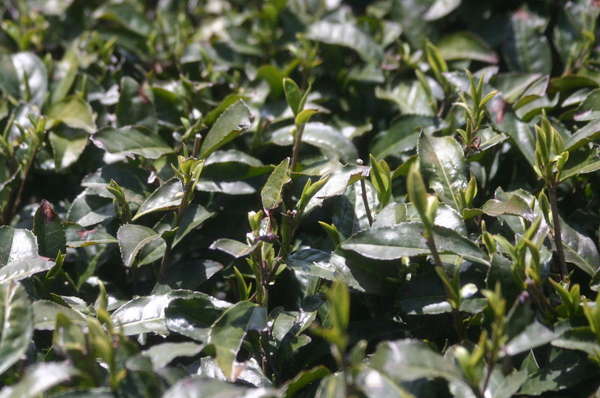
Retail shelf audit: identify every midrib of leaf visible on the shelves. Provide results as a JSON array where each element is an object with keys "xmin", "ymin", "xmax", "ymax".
[
  {"xmin": 431, "ymin": 146, "xmax": 462, "ymax": 210},
  {"xmin": 563, "ymin": 242, "xmax": 596, "ymax": 276}
]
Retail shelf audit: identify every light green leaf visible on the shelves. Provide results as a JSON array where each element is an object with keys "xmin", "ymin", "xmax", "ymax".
[
  {"xmin": 261, "ymin": 158, "xmax": 290, "ymax": 210},
  {"xmin": 283, "ymin": 77, "xmax": 303, "ymax": 115},
  {"xmin": 341, "ymin": 223, "xmax": 489, "ymax": 265},
  {"xmin": 207, "ymin": 301, "xmax": 267, "ymax": 380},
  {"xmin": 0, "ymin": 282, "xmax": 33, "ymax": 376},
  {"xmin": 47, "ymin": 96, "xmax": 96, "ymax": 133},
  {"xmin": 437, "ymin": 32, "xmax": 498, "ymax": 63},
  {"xmin": 93, "ymin": 126, "xmax": 173, "ymax": 159},
  {"xmin": 200, "ymin": 100, "xmax": 252, "ymax": 158},
  {"xmin": 133, "ymin": 178, "xmax": 183, "ymax": 220}
]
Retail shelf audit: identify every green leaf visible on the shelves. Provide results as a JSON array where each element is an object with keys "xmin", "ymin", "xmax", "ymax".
[
  {"xmin": 306, "ymin": 21, "xmax": 383, "ymax": 63},
  {"xmin": 67, "ymin": 193, "xmax": 115, "ymax": 227},
  {"xmin": 424, "ymin": 0, "xmax": 461, "ymax": 20},
  {"xmin": 116, "ymin": 77, "xmax": 157, "ymax": 132},
  {"xmin": 47, "ymin": 96, "xmax": 96, "ymax": 133},
  {"xmin": 200, "ymin": 100, "xmax": 252, "ymax": 158},
  {"xmin": 92, "ymin": 126, "xmax": 173, "ymax": 159},
  {"xmin": 163, "ymin": 376, "xmax": 277, "ymax": 398},
  {"xmin": 282, "ymin": 366, "xmax": 331, "ymax": 398},
  {"xmin": 33, "ymin": 200, "xmax": 66, "ymax": 259},
  {"xmin": 371, "ymin": 339, "xmax": 464, "ymax": 384},
  {"xmin": 504, "ymin": 9, "xmax": 552, "ymax": 74},
  {"xmin": 370, "ymin": 116, "xmax": 439, "ymax": 159},
  {"xmin": 173, "ymin": 204, "xmax": 215, "ymax": 246},
  {"xmin": 49, "ymin": 126, "xmax": 89, "ymax": 169},
  {"xmin": 560, "ymin": 217, "xmax": 600, "ymax": 276},
  {"xmin": 32, "ymin": 300, "xmax": 85, "ymax": 330},
  {"xmin": 0, "ymin": 282, "xmax": 33, "ymax": 376},
  {"xmin": 116, "ymin": 224, "xmax": 166, "ymax": 267},
  {"xmin": 518, "ymin": 349, "xmax": 597, "ymax": 395},
  {"xmin": 418, "ymin": 132, "xmax": 467, "ymax": 210},
  {"xmin": 210, "ymin": 238, "xmax": 256, "ymax": 258},
  {"xmin": 261, "ymin": 158, "xmax": 290, "ymax": 210},
  {"xmin": 0, "ymin": 362, "xmax": 75, "ymax": 398},
  {"xmin": 315, "ymin": 373, "xmax": 346, "ymax": 398},
  {"xmin": 341, "ymin": 223, "xmax": 489, "ymax": 265},
  {"xmin": 295, "ymin": 109, "xmax": 319, "ymax": 126},
  {"xmin": 0, "ymin": 226, "xmax": 38, "ymax": 267},
  {"xmin": 564, "ymin": 119, "xmax": 600, "ymax": 151},
  {"xmin": 283, "ymin": 78, "xmax": 303, "ymax": 115},
  {"xmin": 10, "ymin": 52, "xmax": 48, "ymax": 106},
  {"xmin": 437, "ymin": 32, "xmax": 498, "ymax": 63},
  {"xmin": 165, "ymin": 293, "xmax": 231, "ymax": 342},
  {"xmin": 0, "ymin": 257, "xmax": 55, "ymax": 284},
  {"xmin": 355, "ymin": 366, "xmax": 417, "ymax": 398},
  {"xmin": 287, "ymin": 249, "xmax": 382, "ymax": 293},
  {"xmin": 207, "ymin": 301, "xmax": 267, "ymax": 380},
  {"xmin": 133, "ymin": 178, "xmax": 183, "ymax": 220},
  {"xmin": 138, "ymin": 342, "xmax": 204, "ymax": 370},
  {"xmin": 268, "ymin": 123, "xmax": 358, "ymax": 163},
  {"xmin": 504, "ymin": 321, "xmax": 569, "ymax": 356},
  {"xmin": 111, "ymin": 290, "xmax": 203, "ymax": 336}
]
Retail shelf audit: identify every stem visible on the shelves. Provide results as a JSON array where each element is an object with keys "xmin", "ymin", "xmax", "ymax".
[
  {"xmin": 360, "ymin": 177, "xmax": 373, "ymax": 227},
  {"xmin": 4, "ymin": 135, "xmax": 42, "ymax": 224},
  {"xmin": 479, "ymin": 354, "xmax": 496, "ymax": 398},
  {"xmin": 548, "ymin": 184, "xmax": 568, "ymax": 281},
  {"xmin": 290, "ymin": 123, "xmax": 306, "ymax": 172},
  {"xmin": 159, "ymin": 134, "xmax": 203, "ymax": 282},
  {"xmin": 426, "ymin": 236, "xmax": 464, "ymax": 340}
]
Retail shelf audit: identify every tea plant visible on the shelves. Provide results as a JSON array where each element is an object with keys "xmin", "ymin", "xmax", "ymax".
[{"xmin": 1, "ymin": 0, "xmax": 600, "ymax": 397}]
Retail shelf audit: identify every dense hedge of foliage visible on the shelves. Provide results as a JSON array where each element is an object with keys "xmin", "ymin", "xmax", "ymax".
[{"xmin": 1, "ymin": 0, "xmax": 600, "ymax": 396}]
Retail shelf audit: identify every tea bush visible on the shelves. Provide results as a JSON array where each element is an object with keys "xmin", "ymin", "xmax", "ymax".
[{"xmin": 1, "ymin": 0, "xmax": 600, "ymax": 397}]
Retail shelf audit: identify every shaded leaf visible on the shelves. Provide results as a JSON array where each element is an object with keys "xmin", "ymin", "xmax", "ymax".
[
  {"xmin": 306, "ymin": 21, "xmax": 383, "ymax": 63},
  {"xmin": 117, "ymin": 224, "xmax": 165, "ymax": 267},
  {"xmin": 200, "ymin": 100, "xmax": 252, "ymax": 158},
  {"xmin": 92, "ymin": 126, "xmax": 173, "ymax": 159}
]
